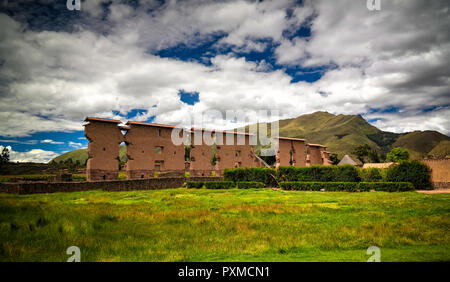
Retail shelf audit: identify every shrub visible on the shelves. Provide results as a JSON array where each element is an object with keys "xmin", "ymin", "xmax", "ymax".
[
  {"xmin": 358, "ymin": 168, "xmax": 382, "ymax": 182},
  {"xmin": 280, "ymin": 182, "xmax": 358, "ymax": 192},
  {"xmin": 223, "ymin": 167, "xmax": 277, "ymax": 187},
  {"xmin": 204, "ymin": 181, "xmax": 234, "ymax": 189},
  {"xmin": 387, "ymin": 147, "xmax": 410, "ymax": 162},
  {"xmin": 22, "ymin": 175, "xmax": 52, "ymax": 181},
  {"xmin": 186, "ymin": 181, "xmax": 204, "ymax": 188},
  {"xmin": 72, "ymin": 175, "xmax": 86, "ymax": 181},
  {"xmin": 359, "ymin": 182, "xmax": 414, "ymax": 192},
  {"xmin": 236, "ymin": 181, "xmax": 265, "ymax": 189},
  {"xmin": 277, "ymin": 165, "xmax": 360, "ymax": 182},
  {"xmin": 385, "ymin": 160, "xmax": 432, "ymax": 190}
]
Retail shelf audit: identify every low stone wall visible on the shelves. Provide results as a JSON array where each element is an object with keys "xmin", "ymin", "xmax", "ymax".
[{"xmin": 0, "ymin": 176, "xmax": 222, "ymax": 195}]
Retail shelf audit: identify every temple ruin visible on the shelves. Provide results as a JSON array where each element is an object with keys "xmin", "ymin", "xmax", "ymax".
[{"xmin": 84, "ymin": 117, "xmax": 332, "ymax": 181}]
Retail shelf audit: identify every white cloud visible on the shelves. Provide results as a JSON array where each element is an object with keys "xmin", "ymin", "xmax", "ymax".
[
  {"xmin": 41, "ymin": 139, "xmax": 64, "ymax": 145},
  {"xmin": 1, "ymin": 145, "xmax": 58, "ymax": 163},
  {"xmin": 0, "ymin": 0, "xmax": 449, "ymax": 139},
  {"xmin": 68, "ymin": 141, "xmax": 83, "ymax": 148}
]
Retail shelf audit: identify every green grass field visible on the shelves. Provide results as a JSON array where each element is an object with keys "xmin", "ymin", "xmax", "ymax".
[{"xmin": 0, "ymin": 188, "xmax": 449, "ymax": 262}]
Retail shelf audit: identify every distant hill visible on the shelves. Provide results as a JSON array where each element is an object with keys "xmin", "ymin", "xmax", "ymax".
[
  {"xmin": 52, "ymin": 111, "xmax": 450, "ymax": 163},
  {"xmin": 52, "ymin": 146, "xmax": 127, "ymax": 164},
  {"xmin": 243, "ymin": 111, "xmax": 450, "ymax": 160}
]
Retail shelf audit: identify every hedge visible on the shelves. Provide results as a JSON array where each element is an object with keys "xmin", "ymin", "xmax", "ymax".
[
  {"xmin": 186, "ymin": 181, "xmax": 204, "ymax": 188},
  {"xmin": 277, "ymin": 165, "xmax": 360, "ymax": 182},
  {"xmin": 358, "ymin": 168, "xmax": 382, "ymax": 182},
  {"xmin": 204, "ymin": 181, "xmax": 234, "ymax": 189},
  {"xmin": 358, "ymin": 182, "xmax": 414, "ymax": 192},
  {"xmin": 223, "ymin": 167, "xmax": 277, "ymax": 187},
  {"xmin": 236, "ymin": 181, "xmax": 265, "ymax": 189},
  {"xmin": 280, "ymin": 182, "xmax": 358, "ymax": 192},
  {"xmin": 281, "ymin": 181, "xmax": 414, "ymax": 192},
  {"xmin": 385, "ymin": 160, "xmax": 432, "ymax": 190}
]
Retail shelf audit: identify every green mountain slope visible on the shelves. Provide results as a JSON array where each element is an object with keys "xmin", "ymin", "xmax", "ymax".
[
  {"xmin": 244, "ymin": 111, "xmax": 449, "ymax": 159},
  {"xmin": 393, "ymin": 131, "xmax": 450, "ymax": 159}
]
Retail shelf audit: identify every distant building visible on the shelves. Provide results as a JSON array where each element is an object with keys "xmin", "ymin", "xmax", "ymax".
[{"xmin": 338, "ymin": 155, "xmax": 358, "ymax": 166}]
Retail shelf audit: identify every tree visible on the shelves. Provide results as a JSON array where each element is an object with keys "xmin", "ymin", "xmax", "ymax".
[
  {"xmin": 387, "ymin": 147, "xmax": 409, "ymax": 162},
  {"xmin": 352, "ymin": 145, "xmax": 380, "ymax": 163},
  {"xmin": 0, "ymin": 146, "xmax": 10, "ymax": 165},
  {"xmin": 329, "ymin": 153, "xmax": 340, "ymax": 165}
]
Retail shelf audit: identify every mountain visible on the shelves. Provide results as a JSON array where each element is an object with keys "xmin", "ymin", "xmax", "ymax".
[{"xmin": 52, "ymin": 112, "xmax": 450, "ymax": 163}]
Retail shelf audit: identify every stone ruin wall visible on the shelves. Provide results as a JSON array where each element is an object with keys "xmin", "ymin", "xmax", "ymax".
[
  {"xmin": 84, "ymin": 118, "xmax": 124, "ymax": 181},
  {"xmin": 125, "ymin": 122, "xmax": 185, "ymax": 179},
  {"xmin": 84, "ymin": 117, "xmax": 331, "ymax": 181}
]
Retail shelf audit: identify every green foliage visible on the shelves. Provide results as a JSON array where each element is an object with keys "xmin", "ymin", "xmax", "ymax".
[
  {"xmin": 186, "ymin": 181, "xmax": 204, "ymax": 188},
  {"xmin": 280, "ymin": 182, "xmax": 358, "ymax": 192},
  {"xmin": 1, "ymin": 147, "xmax": 10, "ymax": 164},
  {"xmin": 204, "ymin": 181, "xmax": 234, "ymax": 189},
  {"xmin": 358, "ymin": 182, "xmax": 414, "ymax": 192},
  {"xmin": 184, "ymin": 145, "xmax": 191, "ymax": 162},
  {"xmin": 277, "ymin": 165, "xmax": 360, "ymax": 182},
  {"xmin": 71, "ymin": 174, "xmax": 87, "ymax": 181},
  {"xmin": 236, "ymin": 182, "xmax": 265, "ymax": 189},
  {"xmin": 386, "ymin": 160, "xmax": 432, "ymax": 190},
  {"xmin": 387, "ymin": 147, "xmax": 410, "ymax": 162},
  {"xmin": 184, "ymin": 171, "xmax": 190, "ymax": 178},
  {"xmin": 352, "ymin": 144, "xmax": 380, "ymax": 163},
  {"xmin": 358, "ymin": 168, "xmax": 383, "ymax": 182},
  {"xmin": 329, "ymin": 153, "xmax": 340, "ymax": 165},
  {"xmin": 223, "ymin": 167, "xmax": 277, "ymax": 187}
]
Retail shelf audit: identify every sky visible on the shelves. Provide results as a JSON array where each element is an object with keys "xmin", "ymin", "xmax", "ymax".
[{"xmin": 0, "ymin": 0, "xmax": 449, "ymax": 163}]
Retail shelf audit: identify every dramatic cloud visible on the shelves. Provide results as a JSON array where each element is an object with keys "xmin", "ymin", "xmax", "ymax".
[{"xmin": 0, "ymin": 0, "xmax": 449, "ymax": 156}]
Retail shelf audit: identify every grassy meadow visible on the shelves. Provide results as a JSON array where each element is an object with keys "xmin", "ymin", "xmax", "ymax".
[{"xmin": 0, "ymin": 188, "xmax": 449, "ymax": 262}]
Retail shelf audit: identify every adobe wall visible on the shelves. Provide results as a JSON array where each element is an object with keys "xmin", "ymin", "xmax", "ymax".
[
  {"xmin": 189, "ymin": 130, "xmax": 214, "ymax": 176},
  {"xmin": 216, "ymin": 133, "xmax": 258, "ymax": 170},
  {"xmin": 421, "ymin": 159, "xmax": 450, "ymax": 188},
  {"xmin": 308, "ymin": 145, "xmax": 323, "ymax": 165},
  {"xmin": 125, "ymin": 123, "xmax": 185, "ymax": 179},
  {"xmin": 83, "ymin": 117, "xmax": 331, "ymax": 180},
  {"xmin": 292, "ymin": 140, "xmax": 306, "ymax": 167},
  {"xmin": 84, "ymin": 119, "xmax": 124, "ymax": 181},
  {"xmin": 276, "ymin": 139, "xmax": 292, "ymax": 168}
]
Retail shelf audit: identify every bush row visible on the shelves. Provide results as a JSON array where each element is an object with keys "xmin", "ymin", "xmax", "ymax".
[
  {"xmin": 223, "ymin": 161, "xmax": 432, "ymax": 190},
  {"xmin": 280, "ymin": 182, "xmax": 358, "ymax": 192},
  {"xmin": 236, "ymin": 182, "xmax": 265, "ymax": 189},
  {"xmin": 186, "ymin": 181, "xmax": 234, "ymax": 189},
  {"xmin": 280, "ymin": 181, "xmax": 414, "ymax": 192},
  {"xmin": 223, "ymin": 167, "xmax": 277, "ymax": 187},
  {"xmin": 277, "ymin": 165, "xmax": 360, "ymax": 182},
  {"xmin": 186, "ymin": 181, "xmax": 266, "ymax": 189}
]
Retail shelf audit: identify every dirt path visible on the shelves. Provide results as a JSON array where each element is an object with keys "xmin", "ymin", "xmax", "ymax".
[{"xmin": 416, "ymin": 189, "xmax": 450, "ymax": 194}]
